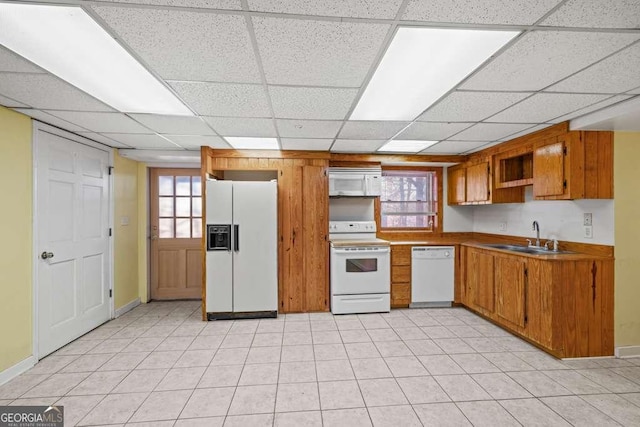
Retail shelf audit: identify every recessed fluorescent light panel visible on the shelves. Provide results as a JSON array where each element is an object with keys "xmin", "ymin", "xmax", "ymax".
[
  {"xmin": 378, "ymin": 140, "xmax": 438, "ymax": 153},
  {"xmin": 225, "ymin": 137, "xmax": 280, "ymax": 150},
  {"xmin": 351, "ymin": 28, "xmax": 519, "ymax": 121},
  {"xmin": 0, "ymin": 3, "xmax": 192, "ymax": 115}
]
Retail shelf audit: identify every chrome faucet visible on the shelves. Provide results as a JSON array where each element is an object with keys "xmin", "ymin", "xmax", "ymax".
[{"xmin": 532, "ymin": 221, "xmax": 540, "ymax": 247}]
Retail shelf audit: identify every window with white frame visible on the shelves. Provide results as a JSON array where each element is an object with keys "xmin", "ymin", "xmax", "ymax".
[{"xmin": 380, "ymin": 169, "xmax": 439, "ymax": 230}]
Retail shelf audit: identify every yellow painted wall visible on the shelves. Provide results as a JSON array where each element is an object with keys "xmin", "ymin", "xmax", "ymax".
[
  {"xmin": 113, "ymin": 152, "xmax": 142, "ymax": 309},
  {"xmin": 0, "ymin": 107, "xmax": 33, "ymax": 371},
  {"xmin": 137, "ymin": 163, "xmax": 149, "ymax": 303},
  {"xmin": 614, "ymin": 132, "xmax": 640, "ymax": 347}
]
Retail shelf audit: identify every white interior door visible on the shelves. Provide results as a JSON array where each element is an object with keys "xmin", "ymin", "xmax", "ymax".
[
  {"xmin": 36, "ymin": 130, "xmax": 111, "ymax": 358},
  {"xmin": 232, "ymin": 181, "xmax": 278, "ymax": 312}
]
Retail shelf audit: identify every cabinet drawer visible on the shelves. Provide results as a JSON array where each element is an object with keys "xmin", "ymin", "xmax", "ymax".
[
  {"xmin": 391, "ymin": 283, "xmax": 410, "ymax": 307},
  {"xmin": 391, "ymin": 265, "xmax": 411, "ymax": 283},
  {"xmin": 391, "ymin": 246, "xmax": 411, "ymax": 266}
]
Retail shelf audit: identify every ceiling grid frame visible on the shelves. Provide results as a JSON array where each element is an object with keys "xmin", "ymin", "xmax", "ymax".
[{"xmin": 1, "ymin": 0, "xmax": 639, "ymax": 154}]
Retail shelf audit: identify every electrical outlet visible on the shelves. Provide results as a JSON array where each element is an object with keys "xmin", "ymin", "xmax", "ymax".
[
  {"xmin": 584, "ymin": 225, "xmax": 593, "ymax": 239},
  {"xmin": 499, "ymin": 222, "xmax": 507, "ymax": 231},
  {"xmin": 584, "ymin": 213, "xmax": 593, "ymax": 226}
]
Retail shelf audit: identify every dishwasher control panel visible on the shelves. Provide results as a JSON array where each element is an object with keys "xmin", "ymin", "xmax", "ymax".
[{"xmin": 412, "ymin": 247, "xmax": 453, "ymax": 259}]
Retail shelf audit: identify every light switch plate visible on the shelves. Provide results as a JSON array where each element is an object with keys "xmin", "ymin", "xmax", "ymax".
[
  {"xmin": 499, "ymin": 222, "xmax": 507, "ymax": 231},
  {"xmin": 121, "ymin": 216, "xmax": 130, "ymax": 226},
  {"xmin": 584, "ymin": 213, "xmax": 593, "ymax": 226},
  {"xmin": 584, "ymin": 225, "xmax": 593, "ymax": 239}
]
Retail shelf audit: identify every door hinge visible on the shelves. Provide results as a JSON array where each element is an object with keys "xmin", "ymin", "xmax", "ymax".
[
  {"xmin": 563, "ymin": 180, "xmax": 567, "ymax": 189},
  {"xmin": 487, "ymin": 165, "xmax": 490, "ymax": 174},
  {"xmin": 524, "ymin": 268, "xmax": 528, "ymax": 277},
  {"xmin": 563, "ymin": 147, "xmax": 567, "ymax": 155},
  {"xmin": 109, "ymin": 228, "xmax": 112, "ymax": 236},
  {"xmin": 109, "ymin": 289, "xmax": 112, "ymax": 298},
  {"xmin": 108, "ymin": 166, "xmax": 114, "ymax": 175}
]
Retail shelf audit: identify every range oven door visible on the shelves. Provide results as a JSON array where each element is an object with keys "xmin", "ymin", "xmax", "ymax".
[{"xmin": 330, "ymin": 246, "xmax": 390, "ymax": 295}]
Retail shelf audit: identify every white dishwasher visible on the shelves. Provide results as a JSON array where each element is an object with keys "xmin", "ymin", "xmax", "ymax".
[{"xmin": 411, "ymin": 246, "xmax": 455, "ymax": 308}]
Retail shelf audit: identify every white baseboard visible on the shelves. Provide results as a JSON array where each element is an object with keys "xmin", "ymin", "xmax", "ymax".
[
  {"xmin": 0, "ymin": 355, "xmax": 37, "ymax": 386},
  {"xmin": 114, "ymin": 298, "xmax": 141, "ymax": 318},
  {"xmin": 616, "ymin": 346, "xmax": 640, "ymax": 358}
]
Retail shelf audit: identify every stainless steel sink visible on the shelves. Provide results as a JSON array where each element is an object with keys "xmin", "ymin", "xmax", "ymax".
[{"xmin": 481, "ymin": 243, "xmax": 574, "ymax": 255}]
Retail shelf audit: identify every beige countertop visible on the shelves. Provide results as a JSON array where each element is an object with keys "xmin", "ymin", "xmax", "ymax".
[{"xmin": 462, "ymin": 241, "xmax": 612, "ymax": 261}]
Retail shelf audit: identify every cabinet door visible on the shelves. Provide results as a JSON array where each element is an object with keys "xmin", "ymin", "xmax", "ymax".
[
  {"xmin": 302, "ymin": 165, "xmax": 329, "ymax": 311},
  {"xmin": 468, "ymin": 249, "xmax": 494, "ymax": 313},
  {"xmin": 494, "ymin": 255, "xmax": 526, "ymax": 329},
  {"xmin": 533, "ymin": 137, "xmax": 565, "ymax": 197},
  {"xmin": 447, "ymin": 167, "xmax": 466, "ymax": 204},
  {"xmin": 466, "ymin": 162, "xmax": 490, "ymax": 202}
]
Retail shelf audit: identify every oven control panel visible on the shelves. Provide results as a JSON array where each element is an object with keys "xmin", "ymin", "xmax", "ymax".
[{"xmin": 329, "ymin": 221, "xmax": 377, "ymax": 233}]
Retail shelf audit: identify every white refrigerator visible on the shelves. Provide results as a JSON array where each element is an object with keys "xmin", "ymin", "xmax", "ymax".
[{"xmin": 205, "ymin": 180, "xmax": 278, "ymax": 319}]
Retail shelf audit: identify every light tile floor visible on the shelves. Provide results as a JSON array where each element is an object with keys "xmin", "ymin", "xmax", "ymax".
[{"xmin": 2, "ymin": 301, "xmax": 640, "ymax": 426}]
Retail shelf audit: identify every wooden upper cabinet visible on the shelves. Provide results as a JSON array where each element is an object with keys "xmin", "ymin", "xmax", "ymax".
[
  {"xmin": 466, "ymin": 162, "xmax": 490, "ymax": 203},
  {"xmin": 447, "ymin": 166, "xmax": 466, "ymax": 205},
  {"xmin": 533, "ymin": 137, "xmax": 566, "ymax": 198},
  {"xmin": 494, "ymin": 254, "xmax": 526, "ymax": 329}
]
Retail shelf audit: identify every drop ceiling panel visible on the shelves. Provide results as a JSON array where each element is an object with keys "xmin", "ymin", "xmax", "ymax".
[
  {"xmin": 417, "ymin": 91, "xmax": 532, "ymax": 122},
  {"xmin": 497, "ymin": 124, "xmax": 551, "ymax": 141},
  {"xmin": 396, "ymin": 122, "xmax": 472, "ymax": 140},
  {"xmin": 281, "ymin": 138, "xmax": 333, "ymax": 151},
  {"xmin": 487, "ymin": 93, "xmax": 608, "ymax": 123},
  {"xmin": 164, "ymin": 134, "xmax": 230, "ymax": 149},
  {"xmin": 99, "ymin": 133, "xmax": 181, "ymax": 149},
  {"xmin": 47, "ymin": 111, "xmax": 152, "ymax": 133},
  {"xmin": 130, "ymin": 114, "xmax": 215, "ymax": 135},
  {"xmin": 203, "ymin": 117, "xmax": 276, "ymax": 137},
  {"xmin": 331, "ymin": 139, "xmax": 385, "ymax": 153},
  {"xmin": 402, "ymin": 0, "xmax": 561, "ymax": 24},
  {"xmin": 252, "ymin": 17, "xmax": 389, "ymax": 87},
  {"xmin": 14, "ymin": 109, "xmax": 89, "ymax": 132},
  {"xmin": 542, "ymin": 0, "xmax": 640, "ymax": 28},
  {"xmin": 276, "ymin": 119, "xmax": 343, "ymax": 138},
  {"xmin": 93, "ymin": 7, "xmax": 260, "ymax": 83},
  {"xmin": 76, "ymin": 132, "xmax": 133, "ymax": 148},
  {"xmin": 0, "ymin": 73, "xmax": 113, "ymax": 111},
  {"xmin": 0, "ymin": 46, "xmax": 43, "ymax": 73},
  {"xmin": 461, "ymin": 31, "xmax": 640, "ymax": 91},
  {"xmin": 421, "ymin": 140, "xmax": 489, "ymax": 154},
  {"xmin": 2, "ymin": 96, "xmax": 28, "ymax": 108},
  {"xmin": 98, "ymin": 0, "xmax": 241, "ymax": 9},
  {"xmin": 270, "ymin": 86, "xmax": 358, "ymax": 120},
  {"xmin": 548, "ymin": 43, "xmax": 640, "ymax": 94},
  {"xmin": 339, "ymin": 121, "xmax": 409, "ymax": 139},
  {"xmin": 248, "ymin": 0, "xmax": 403, "ymax": 19},
  {"xmin": 549, "ymin": 95, "xmax": 633, "ymax": 123},
  {"xmin": 449, "ymin": 123, "xmax": 535, "ymax": 141},
  {"xmin": 170, "ymin": 82, "xmax": 271, "ymax": 117}
]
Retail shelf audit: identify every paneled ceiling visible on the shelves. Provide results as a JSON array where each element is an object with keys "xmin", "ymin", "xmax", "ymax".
[{"xmin": 2, "ymin": 0, "xmax": 640, "ymax": 155}]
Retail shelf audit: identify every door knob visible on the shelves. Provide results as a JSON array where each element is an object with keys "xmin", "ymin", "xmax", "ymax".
[{"xmin": 41, "ymin": 251, "xmax": 54, "ymax": 260}]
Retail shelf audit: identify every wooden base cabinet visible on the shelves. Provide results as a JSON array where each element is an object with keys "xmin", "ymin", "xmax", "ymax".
[
  {"xmin": 391, "ymin": 245, "xmax": 411, "ymax": 308},
  {"xmin": 463, "ymin": 246, "xmax": 613, "ymax": 358}
]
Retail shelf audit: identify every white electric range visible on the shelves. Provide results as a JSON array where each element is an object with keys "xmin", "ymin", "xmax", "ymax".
[{"xmin": 329, "ymin": 221, "xmax": 391, "ymax": 314}]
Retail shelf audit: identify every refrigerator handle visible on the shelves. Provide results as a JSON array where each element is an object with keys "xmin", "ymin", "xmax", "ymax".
[{"xmin": 234, "ymin": 224, "xmax": 239, "ymax": 252}]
